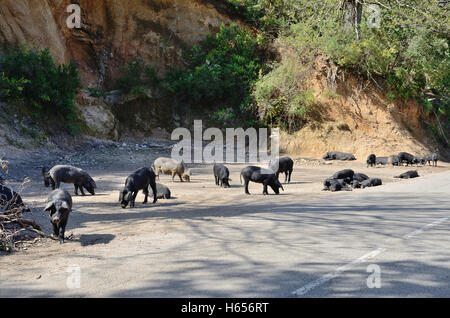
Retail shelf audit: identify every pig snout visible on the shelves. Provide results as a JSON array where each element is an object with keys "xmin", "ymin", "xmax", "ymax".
[{"xmin": 51, "ymin": 214, "xmax": 61, "ymax": 224}]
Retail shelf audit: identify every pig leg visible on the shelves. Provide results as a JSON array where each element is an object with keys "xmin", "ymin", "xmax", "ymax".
[
  {"xmin": 244, "ymin": 179, "xmax": 250, "ymax": 195},
  {"xmin": 149, "ymin": 181, "xmax": 157, "ymax": 203},
  {"xmin": 79, "ymin": 185, "xmax": 86, "ymax": 196},
  {"xmin": 288, "ymin": 170, "xmax": 292, "ymax": 183},
  {"xmin": 263, "ymin": 182, "xmax": 269, "ymax": 195},
  {"xmin": 58, "ymin": 220, "xmax": 67, "ymax": 243},
  {"xmin": 52, "ymin": 223, "xmax": 60, "ymax": 238},
  {"xmin": 284, "ymin": 172, "xmax": 288, "ymax": 183},
  {"xmin": 178, "ymin": 173, "xmax": 184, "ymax": 182},
  {"xmin": 74, "ymin": 184, "xmax": 79, "ymax": 196},
  {"xmin": 50, "ymin": 178, "xmax": 56, "ymax": 190},
  {"xmin": 142, "ymin": 187, "xmax": 149, "ymax": 204},
  {"xmin": 130, "ymin": 191, "xmax": 138, "ymax": 208}
]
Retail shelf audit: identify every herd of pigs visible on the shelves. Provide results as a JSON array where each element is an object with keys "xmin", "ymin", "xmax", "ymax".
[{"xmin": 0, "ymin": 150, "xmax": 440, "ymax": 243}]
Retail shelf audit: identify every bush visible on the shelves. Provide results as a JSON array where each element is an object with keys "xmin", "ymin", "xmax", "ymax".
[
  {"xmin": 117, "ymin": 24, "xmax": 264, "ymax": 127},
  {"xmin": 115, "ymin": 58, "xmax": 160, "ymax": 95},
  {"xmin": 251, "ymin": 0, "xmax": 449, "ymax": 135},
  {"xmin": 164, "ymin": 23, "xmax": 263, "ymax": 112},
  {"xmin": 0, "ymin": 47, "xmax": 81, "ymax": 132}
]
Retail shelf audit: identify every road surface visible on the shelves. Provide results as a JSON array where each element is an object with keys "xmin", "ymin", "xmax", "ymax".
[{"xmin": 1, "ymin": 163, "xmax": 449, "ymax": 297}]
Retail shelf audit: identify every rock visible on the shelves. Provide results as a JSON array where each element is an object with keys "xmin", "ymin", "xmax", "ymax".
[
  {"xmin": 0, "ymin": 1, "xmax": 241, "ymax": 87},
  {"xmin": 76, "ymin": 102, "xmax": 118, "ymax": 140}
]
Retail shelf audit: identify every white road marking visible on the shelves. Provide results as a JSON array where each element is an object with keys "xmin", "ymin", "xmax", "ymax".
[
  {"xmin": 292, "ymin": 248, "xmax": 386, "ymax": 296},
  {"xmin": 292, "ymin": 216, "xmax": 450, "ymax": 297},
  {"xmin": 402, "ymin": 216, "xmax": 449, "ymax": 240}
]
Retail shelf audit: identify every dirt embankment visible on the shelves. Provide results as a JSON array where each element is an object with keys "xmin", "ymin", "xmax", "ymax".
[
  {"xmin": 280, "ymin": 58, "xmax": 442, "ymax": 161},
  {"xmin": 0, "ymin": 0, "xmax": 241, "ymax": 88}
]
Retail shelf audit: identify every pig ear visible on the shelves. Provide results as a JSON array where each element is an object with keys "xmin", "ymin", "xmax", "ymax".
[
  {"xmin": 228, "ymin": 178, "xmax": 232, "ymax": 182},
  {"xmin": 44, "ymin": 202, "xmax": 55, "ymax": 212},
  {"xmin": 61, "ymin": 201, "xmax": 70, "ymax": 211}
]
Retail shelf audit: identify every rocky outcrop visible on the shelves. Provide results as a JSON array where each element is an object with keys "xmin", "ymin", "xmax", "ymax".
[
  {"xmin": 0, "ymin": 0, "xmax": 241, "ymax": 88},
  {"xmin": 75, "ymin": 91, "xmax": 119, "ymax": 140},
  {"xmin": 279, "ymin": 58, "xmax": 436, "ymax": 159}
]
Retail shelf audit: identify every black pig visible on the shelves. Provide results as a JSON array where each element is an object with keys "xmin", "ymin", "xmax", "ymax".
[
  {"xmin": 213, "ymin": 163, "xmax": 232, "ymax": 188},
  {"xmin": 119, "ymin": 167, "xmax": 157, "ymax": 209},
  {"xmin": 44, "ymin": 189, "xmax": 73, "ymax": 243},
  {"xmin": 269, "ymin": 157, "xmax": 294, "ymax": 183},
  {"xmin": 240, "ymin": 166, "xmax": 284, "ymax": 195},
  {"xmin": 43, "ymin": 165, "xmax": 96, "ymax": 196}
]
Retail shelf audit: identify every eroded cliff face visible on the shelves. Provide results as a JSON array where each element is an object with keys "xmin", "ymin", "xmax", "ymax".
[
  {"xmin": 0, "ymin": 0, "xmax": 240, "ymax": 87},
  {"xmin": 279, "ymin": 57, "xmax": 434, "ymax": 160}
]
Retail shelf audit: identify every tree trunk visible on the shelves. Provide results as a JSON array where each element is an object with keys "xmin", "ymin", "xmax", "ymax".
[{"xmin": 342, "ymin": 0, "xmax": 363, "ymax": 40}]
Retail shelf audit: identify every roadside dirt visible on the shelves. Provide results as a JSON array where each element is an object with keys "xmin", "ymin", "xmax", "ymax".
[{"xmin": 1, "ymin": 141, "xmax": 448, "ymax": 267}]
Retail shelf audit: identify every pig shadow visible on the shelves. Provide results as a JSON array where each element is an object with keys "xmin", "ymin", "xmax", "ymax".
[{"xmin": 79, "ymin": 234, "xmax": 115, "ymax": 246}]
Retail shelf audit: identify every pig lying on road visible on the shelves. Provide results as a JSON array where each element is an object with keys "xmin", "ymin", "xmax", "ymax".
[
  {"xmin": 360, "ymin": 178, "xmax": 382, "ymax": 188},
  {"xmin": 323, "ymin": 178, "xmax": 351, "ymax": 192},
  {"xmin": 394, "ymin": 170, "xmax": 419, "ymax": 179},
  {"xmin": 331, "ymin": 169, "xmax": 355, "ymax": 183},
  {"xmin": 353, "ymin": 173, "xmax": 369, "ymax": 182},
  {"xmin": 323, "ymin": 152, "xmax": 356, "ymax": 161},
  {"xmin": 150, "ymin": 183, "xmax": 171, "ymax": 199}
]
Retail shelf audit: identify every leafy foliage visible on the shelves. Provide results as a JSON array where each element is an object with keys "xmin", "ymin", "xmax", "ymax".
[
  {"xmin": 245, "ymin": 0, "xmax": 449, "ymax": 137},
  {"xmin": 0, "ymin": 47, "xmax": 81, "ymax": 133},
  {"xmin": 117, "ymin": 24, "xmax": 264, "ymax": 127},
  {"xmin": 115, "ymin": 58, "xmax": 160, "ymax": 95},
  {"xmin": 164, "ymin": 24, "xmax": 262, "ymax": 109}
]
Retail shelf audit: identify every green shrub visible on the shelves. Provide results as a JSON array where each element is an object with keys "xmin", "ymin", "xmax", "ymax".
[
  {"xmin": 114, "ymin": 24, "xmax": 263, "ymax": 127},
  {"xmin": 250, "ymin": 0, "xmax": 449, "ymax": 135},
  {"xmin": 0, "ymin": 47, "xmax": 81, "ymax": 133},
  {"xmin": 166, "ymin": 24, "xmax": 262, "ymax": 104},
  {"xmin": 115, "ymin": 58, "xmax": 160, "ymax": 95},
  {"xmin": 0, "ymin": 73, "xmax": 29, "ymax": 100},
  {"xmin": 253, "ymin": 40, "xmax": 316, "ymax": 131}
]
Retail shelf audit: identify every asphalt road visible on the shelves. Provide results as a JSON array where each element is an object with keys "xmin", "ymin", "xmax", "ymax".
[{"xmin": 1, "ymin": 167, "xmax": 449, "ymax": 297}]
